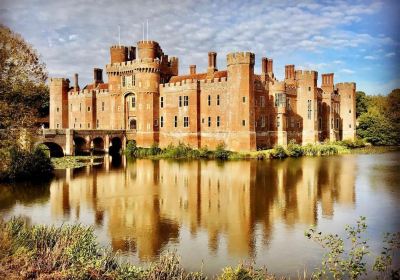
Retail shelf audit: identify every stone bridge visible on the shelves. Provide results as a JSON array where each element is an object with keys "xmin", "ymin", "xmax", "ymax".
[{"xmin": 35, "ymin": 129, "xmax": 136, "ymax": 156}]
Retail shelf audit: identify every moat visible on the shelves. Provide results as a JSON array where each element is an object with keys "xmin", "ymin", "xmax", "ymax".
[{"xmin": 1, "ymin": 152, "xmax": 399, "ymax": 277}]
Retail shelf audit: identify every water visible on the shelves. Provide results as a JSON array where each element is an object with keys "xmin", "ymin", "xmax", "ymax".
[{"xmin": 1, "ymin": 152, "xmax": 399, "ymax": 277}]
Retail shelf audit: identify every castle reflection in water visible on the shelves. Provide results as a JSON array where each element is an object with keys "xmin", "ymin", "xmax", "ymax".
[{"xmin": 50, "ymin": 156, "xmax": 355, "ymax": 259}]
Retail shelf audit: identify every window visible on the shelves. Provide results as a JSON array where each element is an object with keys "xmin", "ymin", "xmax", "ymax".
[
  {"xmin": 131, "ymin": 96, "xmax": 136, "ymax": 108},
  {"xmin": 132, "ymin": 75, "xmax": 135, "ymax": 86},
  {"xmin": 217, "ymin": 116, "xmax": 220, "ymax": 127},
  {"xmin": 287, "ymin": 98, "xmax": 291, "ymax": 110},
  {"xmin": 208, "ymin": 95, "xmax": 211, "ymax": 106},
  {"xmin": 331, "ymin": 118, "xmax": 334, "ymax": 129},
  {"xmin": 154, "ymin": 119, "xmax": 158, "ymax": 127},
  {"xmin": 160, "ymin": 97, "xmax": 164, "ymax": 108},
  {"xmin": 56, "ymin": 107, "xmax": 59, "ymax": 112},
  {"xmin": 202, "ymin": 118, "xmax": 205, "ymax": 124},
  {"xmin": 242, "ymin": 120, "xmax": 246, "ymax": 126},
  {"xmin": 307, "ymin": 100, "xmax": 312, "ymax": 120},
  {"xmin": 308, "ymin": 86, "xmax": 311, "ymax": 91},
  {"xmin": 56, "ymin": 123, "xmax": 59, "ymax": 128},
  {"xmin": 174, "ymin": 116, "xmax": 178, "ymax": 127},
  {"xmin": 276, "ymin": 116, "xmax": 280, "ymax": 128},
  {"xmin": 260, "ymin": 96, "xmax": 265, "ymax": 107},
  {"xmin": 122, "ymin": 76, "xmax": 126, "ymax": 87},
  {"xmin": 261, "ymin": 115, "xmax": 265, "ymax": 127},
  {"xmin": 160, "ymin": 116, "xmax": 164, "ymax": 127},
  {"xmin": 349, "ymin": 109, "xmax": 351, "ymax": 113},
  {"xmin": 80, "ymin": 123, "xmax": 82, "ymax": 128},
  {"xmin": 336, "ymin": 118, "xmax": 339, "ymax": 129},
  {"xmin": 97, "ymin": 119, "xmax": 99, "ymax": 128},
  {"xmin": 242, "ymin": 96, "xmax": 246, "ymax": 103},
  {"xmin": 183, "ymin": 117, "xmax": 189, "ymax": 127},
  {"xmin": 217, "ymin": 95, "xmax": 220, "ymax": 105},
  {"xmin": 87, "ymin": 106, "xmax": 90, "ymax": 112},
  {"xmin": 208, "ymin": 117, "xmax": 211, "ymax": 127},
  {"xmin": 184, "ymin": 96, "xmax": 189, "ymax": 106},
  {"xmin": 274, "ymin": 93, "xmax": 286, "ymax": 107},
  {"xmin": 102, "ymin": 102, "xmax": 105, "ymax": 111},
  {"xmin": 80, "ymin": 103, "xmax": 82, "ymax": 112},
  {"xmin": 87, "ymin": 123, "xmax": 90, "ymax": 128},
  {"xmin": 179, "ymin": 96, "xmax": 182, "ymax": 107},
  {"xmin": 349, "ymin": 124, "xmax": 351, "ymax": 128}
]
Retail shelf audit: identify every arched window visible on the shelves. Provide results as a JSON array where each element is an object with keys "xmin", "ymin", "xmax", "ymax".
[
  {"xmin": 131, "ymin": 95, "xmax": 136, "ymax": 108},
  {"xmin": 130, "ymin": 118, "xmax": 137, "ymax": 130}
]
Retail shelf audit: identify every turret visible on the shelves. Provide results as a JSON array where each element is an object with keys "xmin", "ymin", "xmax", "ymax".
[
  {"xmin": 189, "ymin": 65, "xmax": 196, "ymax": 75},
  {"xmin": 285, "ymin": 65, "xmax": 295, "ymax": 84},
  {"xmin": 110, "ymin": 45, "xmax": 128, "ymax": 64},
  {"xmin": 169, "ymin": 57, "xmax": 179, "ymax": 76},
  {"xmin": 137, "ymin": 40, "xmax": 161, "ymax": 60},
  {"xmin": 336, "ymin": 82, "xmax": 356, "ymax": 141},
  {"xmin": 49, "ymin": 78, "xmax": 70, "ymax": 129},
  {"xmin": 321, "ymin": 73, "xmax": 334, "ymax": 93},
  {"xmin": 74, "ymin": 73, "xmax": 79, "ymax": 91},
  {"xmin": 226, "ymin": 52, "xmax": 256, "ymax": 151}
]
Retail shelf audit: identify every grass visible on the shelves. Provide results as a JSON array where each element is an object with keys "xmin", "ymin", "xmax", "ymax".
[
  {"xmin": 51, "ymin": 155, "xmax": 104, "ymax": 169},
  {"xmin": 0, "ymin": 217, "xmax": 277, "ymax": 280}
]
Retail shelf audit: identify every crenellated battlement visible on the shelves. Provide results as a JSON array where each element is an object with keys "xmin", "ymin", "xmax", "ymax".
[
  {"xmin": 137, "ymin": 40, "xmax": 159, "ymax": 47},
  {"xmin": 50, "ymin": 78, "xmax": 70, "ymax": 85},
  {"xmin": 335, "ymin": 82, "xmax": 356, "ymax": 88},
  {"xmin": 295, "ymin": 70, "xmax": 318, "ymax": 80},
  {"xmin": 227, "ymin": 52, "xmax": 255, "ymax": 66}
]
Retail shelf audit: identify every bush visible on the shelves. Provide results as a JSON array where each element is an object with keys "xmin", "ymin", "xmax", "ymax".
[
  {"xmin": 1, "ymin": 146, "xmax": 53, "ymax": 181},
  {"xmin": 270, "ymin": 145, "xmax": 288, "ymax": 159},
  {"xmin": 214, "ymin": 143, "xmax": 231, "ymax": 160},
  {"xmin": 335, "ymin": 139, "xmax": 366, "ymax": 149},
  {"xmin": 287, "ymin": 140, "xmax": 304, "ymax": 157}
]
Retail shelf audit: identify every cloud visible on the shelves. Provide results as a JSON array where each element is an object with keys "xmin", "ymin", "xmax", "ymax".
[
  {"xmin": 385, "ymin": 52, "xmax": 396, "ymax": 57},
  {"xmin": 364, "ymin": 55, "xmax": 378, "ymax": 60},
  {"xmin": 0, "ymin": 0, "xmax": 398, "ymax": 93},
  {"xmin": 340, "ymin": 69, "xmax": 355, "ymax": 74}
]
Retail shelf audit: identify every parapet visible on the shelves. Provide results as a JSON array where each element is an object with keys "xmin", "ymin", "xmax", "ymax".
[
  {"xmin": 295, "ymin": 70, "xmax": 318, "ymax": 80},
  {"xmin": 335, "ymin": 82, "xmax": 356, "ymax": 89},
  {"xmin": 226, "ymin": 52, "xmax": 255, "ymax": 66},
  {"xmin": 50, "ymin": 78, "xmax": 70, "ymax": 86},
  {"xmin": 137, "ymin": 40, "xmax": 161, "ymax": 59}
]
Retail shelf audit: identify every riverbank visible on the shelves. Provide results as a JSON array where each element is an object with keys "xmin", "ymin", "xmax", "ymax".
[
  {"xmin": 0, "ymin": 218, "xmax": 274, "ymax": 280},
  {"xmin": 51, "ymin": 155, "xmax": 104, "ymax": 169}
]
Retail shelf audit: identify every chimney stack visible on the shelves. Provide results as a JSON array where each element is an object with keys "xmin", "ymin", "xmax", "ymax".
[
  {"xmin": 189, "ymin": 65, "xmax": 196, "ymax": 75},
  {"xmin": 267, "ymin": 58, "xmax": 273, "ymax": 74},
  {"xmin": 208, "ymin": 52, "xmax": 217, "ymax": 72},
  {"xmin": 93, "ymin": 68, "xmax": 103, "ymax": 85},
  {"xmin": 261, "ymin": 57, "xmax": 268, "ymax": 73},
  {"xmin": 74, "ymin": 73, "xmax": 79, "ymax": 91},
  {"xmin": 128, "ymin": 46, "xmax": 136, "ymax": 61},
  {"xmin": 285, "ymin": 65, "xmax": 295, "ymax": 80}
]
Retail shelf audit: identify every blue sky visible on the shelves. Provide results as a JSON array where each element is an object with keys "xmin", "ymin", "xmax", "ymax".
[{"xmin": 1, "ymin": 0, "xmax": 399, "ymax": 95}]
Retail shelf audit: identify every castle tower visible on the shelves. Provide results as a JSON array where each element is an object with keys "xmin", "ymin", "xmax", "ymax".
[
  {"xmin": 49, "ymin": 78, "xmax": 70, "ymax": 129},
  {"xmin": 295, "ymin": 70, "xmax": 319, "ymax": 144},
  {"xmin": 285, "ymin": 65, "xmax": 295, "ymax": 85},
  {"xmin": 336, "ymin": 82, "xmax": 356, "ymax": 141},
  {"xmin": 226, "ymin": 52, "xmax": 256, "ymax": 151},
  {"xmin": 110, "ymin": 45, "xmax": 128, "ymax": 64},
  {"xmin": 135, "ymin": 41, "xmax": 161, "ymax": 146},
  {"xmin": 207, "ymin": 52, "xmax": 217, "ymax": 77},
  {"xmin": 321, "ymin": 73, "xmax": 335, "ymax": 141}
]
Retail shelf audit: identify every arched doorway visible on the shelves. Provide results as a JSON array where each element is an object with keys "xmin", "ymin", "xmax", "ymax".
[
  {"xmin": 92, "ymin": 137, "xmax": 105, "ymax": 154},
  {"xmin": 40, "ymin": 142, "xmax": 64, "ymax": 157},
  {"xmin": 124, "ymin": 92, "xmax": 136, "ymax": 130},
  {"xmin": 74, "ymin": 137, "xmax": 87, "ymax": 155},
  {"xmin": 109, "ymin": 137, "xmax": 122, "ymax": 155}
]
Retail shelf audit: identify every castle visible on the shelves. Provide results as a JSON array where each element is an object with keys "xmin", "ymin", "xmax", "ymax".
[{"xmin": 50, "ymin": 40, "xmax": 356, "ymax": 151}]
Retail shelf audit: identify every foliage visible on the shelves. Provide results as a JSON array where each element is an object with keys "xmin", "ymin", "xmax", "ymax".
[
  {"xmin": 214, "ymin": 143, "xmax": 231, "ymax": 160},
  {"xmin": 357, "ymin": 108, "xmax": 397, "ymax": 146},
  {"xmin": 270, "ymin": 145, "xmax": 288, "ymax": 159},
  {"xmin": 355, "ymin": 91, "xmax": 369, "ymax": 118},
  {"xmin": 286, "ymin": 140, "xmax": 304, "ymax": 157},
  {"xmin": 306, "ymin": 217, "xmax": 400, "ymax": 280},
  {"xmin": 335, "ymin": 139, "xmax": 366, "ymax": 149},
  {"xmin": 0, "ymin": 145, "xmax": 53, "ymax": 181},
  {"xmin": 0, "ymin": 218, "xmax": 279, "ymax": 280}
]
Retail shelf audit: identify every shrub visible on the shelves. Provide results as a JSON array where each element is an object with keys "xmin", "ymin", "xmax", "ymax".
[
  {"xmin": 214, "ymin": 143, "xmax": 231, "ymax": 160},
  {"xmin": 303, "ymin": 143, "xmax": 319, "ymax": 156},
  {"xmin": 125, "ymin": 140, "xmax": 137, "ymax": 156},
  {"xmin": 1, "ymin": 146, "xmax": 53, "ymax": 181},
  {"xmin": 270, "ymin": 145, "xmax": 288, "ymax": 159},
  {"xmin": 287, "ymin": 140, "xmax": 304, "ymax": 157}
]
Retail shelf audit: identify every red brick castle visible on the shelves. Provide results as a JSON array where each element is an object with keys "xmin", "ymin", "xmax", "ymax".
[{"xmin": 50, "ymin": 40, "xmax": 356, "ymax": 151}]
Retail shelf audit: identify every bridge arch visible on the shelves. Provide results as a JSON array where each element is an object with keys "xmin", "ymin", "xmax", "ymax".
[
  {"xmin": 109, "ymin": 136, "xmax": 122, "ymax": 154},
  {"xmin": 92, "ymin": 137, "xmax": 105, "ymax": 153},
  {"xmin": 40, "ymin": 142, "xmax": 64, "ymax": 157},
  {"xmin": 74, "ymin": 136, "xmax": 88, "ymax": 155}
]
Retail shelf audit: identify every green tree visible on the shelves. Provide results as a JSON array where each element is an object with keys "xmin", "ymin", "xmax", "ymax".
[
  {"xmin": 357, "ymin": 107, "xmax": 397, "ymax": 145},
  {"xmin": 355, "ymin": 91, "xmax": 369, "ymax": 118}
]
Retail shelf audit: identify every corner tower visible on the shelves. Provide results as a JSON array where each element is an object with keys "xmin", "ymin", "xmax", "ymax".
[
  {"xmin": 337, "ymin": 82, "xmax": 356, "ymax": 140},
  {"xmin": 49, "ymin": 78, "xmax": 69, "ymax": 129},
  {"xmin": 226, "ymin": 52, "xmax": 256, "ymax": 151}
]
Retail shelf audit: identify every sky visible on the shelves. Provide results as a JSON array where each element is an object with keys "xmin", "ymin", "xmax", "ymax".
[{"xmin": 0, "ymin": 0, "xmax": 399, "ymax": 95}]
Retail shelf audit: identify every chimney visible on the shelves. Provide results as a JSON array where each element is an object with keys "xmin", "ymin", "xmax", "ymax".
[
  {"xmin": 261, "ymin": 57, "xmax": 268, "ymax": 73},
  {"xmin": 267, "ymin": 58, "xmax": 273, "ymax": 74},
  {"xmin": 189, "ymin": 65, "xmax": 196, "ymax": 75},
  {"xmin": 74, "ymin": 73, "xmax": 79, "ymax": 91},
  {"xmin": 208, "ymin": 52, "xmax": 217, "ymax": 72},
  {"xmin": 322, "ymin": 73, "xmax": 334, "ymax": 86},
  {"xmin": 93, "ymin": 68, "xmax": 103, "ymax": 85},
  {"xmin": 128, "ymin": 46, "xmax": 136, "ymax": 61}
]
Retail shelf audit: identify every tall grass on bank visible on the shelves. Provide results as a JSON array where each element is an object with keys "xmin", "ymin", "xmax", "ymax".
[{"xmin": 0, "ymin": 218, "xmax": 275, "ymax": 280}]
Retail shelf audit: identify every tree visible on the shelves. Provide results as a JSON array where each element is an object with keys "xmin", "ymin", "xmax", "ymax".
[
  {"xmin": 355, "ymin": 91, "xmax": 369, "ymax": 118},
  {"xmin": 387, "ymin": 89, "xmax": 400, "ymax": 123},
  {"xmin": 0, "ymin": 24, "xmax": 49, "ymax": 131}
]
